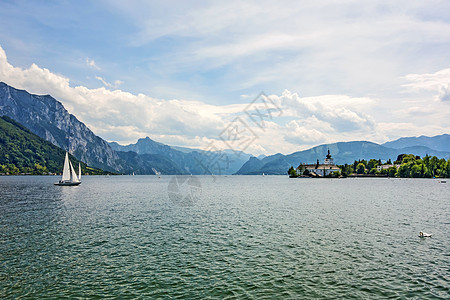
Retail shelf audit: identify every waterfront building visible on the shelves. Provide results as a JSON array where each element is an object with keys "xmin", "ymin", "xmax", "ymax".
[{"xmin": 297, "ymin": 149, "xmax": 340, "ymax": 177}]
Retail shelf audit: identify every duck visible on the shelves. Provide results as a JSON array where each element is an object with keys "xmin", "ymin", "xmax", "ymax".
[{"xmin": 419, "ymin": 231, "xmax": 432, "ymax": 238}]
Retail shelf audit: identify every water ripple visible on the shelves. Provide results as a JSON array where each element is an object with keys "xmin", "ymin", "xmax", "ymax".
[{"xmin": 0, "ymin": 176, "xmax": 449, "ymax": 299}]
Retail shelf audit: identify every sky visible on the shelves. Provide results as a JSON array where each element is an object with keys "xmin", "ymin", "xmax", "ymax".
[{"xmin": 0, "ymin": 0, "xmax": 450, "ymax": 155}]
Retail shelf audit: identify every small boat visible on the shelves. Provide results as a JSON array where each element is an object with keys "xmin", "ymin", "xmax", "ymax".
[
  {"xmin": 439, "ymin": 180, "xmax": 446, "ymax": 183},
  {"xmin": 419, "ymin": 231, "xmax": 432, "ymax": 238},
  {"xmin": 152, "ymin": 168, "xmax": 161, "ymax": 178},
  {"xmin": 54, "ymin": 152, "xmax": 81, "ymax": 186}
]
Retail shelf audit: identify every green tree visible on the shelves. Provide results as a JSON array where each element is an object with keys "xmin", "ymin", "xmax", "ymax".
[
  {"xmin": 429, "ymin": 156, "xmax": 438, "ymax": 177},
  {"xmin": 356, "ymin": 163, "xmax": 366, "ymax": 174},
  {"xmin": 445, "ymin": 159, "xmax": 450, "ymax": 178},
  {"xmin": 288, "ymin": 166, "xmax": 297, "ymax": 177},
  {"xmin": 410, "ymin": 164, "xmax": 422, "ymax": 178},
  {"xmin": 402, "ymin": 154, "xmax": 416, "ymax": 164},
  {"xmin": 387, "ymin": 166, "xmax": 397, "ymax": 177},
  {"xmin": 368, "ymin": 159, "xmax": 379, "ymax": 170},
  {"xmin": 330, "ymin": 171, "xmax": 341, "ymax": 177},
  {"xmin": 369, "ymin": 167, "xmax": 378, "ymax": 175},
  {"xmin": 397, "ymin": 162, "xmax": 413, "ymax": 178}
]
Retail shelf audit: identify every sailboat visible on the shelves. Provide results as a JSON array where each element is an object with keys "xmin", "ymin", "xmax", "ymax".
[{"xmin": 54, "ymin": 152, "xmax": 81, "ymax": 186}]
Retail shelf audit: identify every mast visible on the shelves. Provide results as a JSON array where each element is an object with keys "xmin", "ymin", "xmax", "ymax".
[{"xmin": 78, "ymin": 163, "xmax": 81, "ymax": 181}]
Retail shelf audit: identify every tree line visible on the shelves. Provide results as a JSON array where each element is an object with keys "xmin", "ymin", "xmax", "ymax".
[
  {"xmin": 288, "ymin": 154, "xmax": 450, "ymax": 178},
  {"xmin": 338, "ymin": 154, "xmax": 450, "ymax": 178}
]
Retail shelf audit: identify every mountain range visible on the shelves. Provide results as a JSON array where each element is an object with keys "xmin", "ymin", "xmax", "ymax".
[
  {"xmin": 0, "ymin": 82, "xmax": 249, "ymax": 174},
  {"xmin": 109, "ymin": 137, "xmax": 252, "ymax": 175},
  {"xmin": 1, "ymin": 81, "xmax": 449, "ymax": 175},
  {"xmin": 235, "ymin": 140, "xmax": 450, "ymax": 175},
  {"xmin": 382, "ymin": 134, "xmax": 450, "ymax": 152}
]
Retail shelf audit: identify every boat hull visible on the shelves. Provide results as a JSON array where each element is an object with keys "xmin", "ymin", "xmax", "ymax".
[{"xmin": 54, "ymin": 181, "xmax": 81, "ymax": 186}]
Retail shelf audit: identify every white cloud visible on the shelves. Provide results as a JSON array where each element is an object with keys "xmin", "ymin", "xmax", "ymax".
[
  {"xmin": 1, "ymin": 45, "xmax": 449, "ymax": 155},
  {"xmin": 278, "ymin": 91, "xmax": 376, "ymax": 132},
  {"xmin": 403, "ymin": 68, "xmax": 450, "ymax": 102},
  {"xmin": 95, "ymin": 76, "xmax": 123, "ymax": 88},
  {"xmin": 103, "ymin": 0, "xmax": 450, "ymax": 99},
  {"xmin": 86, "ymin": 58, "xmax": 100, "ymax": 70}
]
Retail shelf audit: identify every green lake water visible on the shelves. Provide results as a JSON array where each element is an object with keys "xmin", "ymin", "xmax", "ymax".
[{"xmin": 0, "ymin": 175, "xmax": 449, "ymax": 299}]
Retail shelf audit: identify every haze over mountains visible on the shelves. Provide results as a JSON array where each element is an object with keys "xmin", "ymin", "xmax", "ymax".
[
  {"xmin": 382, "ymin": 134, "xmax": 450, "ymax": 152},
  {"xmin": 1, "ymin": 82, "xmax": 449, "ymax": 175},
  {"xmin": 235, "ymin": 140, "xmax": 450, "ymax": 175},
  {"xmin": 109, "ymin": 137, "xmax": 252, "ymax": 175}
]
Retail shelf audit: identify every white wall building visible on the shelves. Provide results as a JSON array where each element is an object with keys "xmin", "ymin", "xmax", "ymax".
[{"xmin": 297, "ymin": 149, "xmax": 340, "ymax": 177}]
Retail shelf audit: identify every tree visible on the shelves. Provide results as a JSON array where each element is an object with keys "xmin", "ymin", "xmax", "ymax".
[
  {"xmin": 387, "ymin": 166, "xmax": 397, "ymax": 177},
  {"xmin": 402, "ymin": 154, "xmax": 416, "ymax": 164},
  {"xmin": 445, "ymin": 159, "xmax": 450, "ymax": 178},
  {"xmin": 356, "ymin": 163, "xmax": 366, "ymax": 174},
  {"xmin": 330, "ymin": 171, "xmax": 341, "ymax": 177},
  {"xmin": 338, "ymin": 163, "xmax": 353, "ymax": 177},
  {"xmin": 430, "ymin": 156, "xmax": 438, "ymax": 177},
  {"xmin": 368, "ymin": 159, "xmax": 379, "ymax": 170},
  {"xmin": 397, "ymin": 162, "xmax": 413, "ymax": 178},
  {"xmin": 288, "ymin": 166, "xmax": 297, "ymax": 177},
  {"xmin": 410, "ymin": 164, "xmax": 422, "ymax": 178}
]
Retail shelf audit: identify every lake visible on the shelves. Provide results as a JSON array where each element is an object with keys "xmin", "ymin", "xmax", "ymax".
[{"xmin": 0, "ymin": 175, "xmax": 449, "ymax": 299}]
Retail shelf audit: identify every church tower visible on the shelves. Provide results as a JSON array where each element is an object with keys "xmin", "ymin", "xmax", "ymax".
[{"xmin": 324, "ymin": 149, "xmax": 334, "ymax": 165}]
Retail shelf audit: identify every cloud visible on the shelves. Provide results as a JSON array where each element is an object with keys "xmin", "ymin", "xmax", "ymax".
[
  {"xmin": 86, "ymin": 58, "xmax": 100, "ymax": 70},
  {"xmin": 102, "ymin": 0, "xmax": 450, "ymax": 99},
  {"xmin": 284, "ymin": 119, "xmax": 327, "ymax": 145},
  {"xmin": 95, "ymin": 76, "xmax": 123, "ymax": 88},
  {"xmin": 0, "ymin": 45, "xmax": 226, "ymax": 142},
  {"xmin": 438, "ymin": 84, "xmax": 450, "ymax": 102},
  {"xmin": 403, "ymin": 68, "xmax": 450, "ymax": 102},
  {"xmin": 278, "ymin": 90, "xmax": 376, "ymax": 132},
  {"xmin": 1, "ymin": 44, "xmax": 449, "ymax": 155}
]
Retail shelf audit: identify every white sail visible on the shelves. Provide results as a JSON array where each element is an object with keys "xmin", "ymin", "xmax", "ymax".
[
  {"xmin": 55, "ymin": 152, "xmax": 81, "ymax": 186},
  {"xmin": 69, "ymin": 160, "xmax": 80, "ymax": 183},
  {"xmin": 61, "ymin": 152, "xmax": 71, "ymax": 181},
  {"xmin": 78, "ymin": 163, "xmax": 81, "ymax": 180}
]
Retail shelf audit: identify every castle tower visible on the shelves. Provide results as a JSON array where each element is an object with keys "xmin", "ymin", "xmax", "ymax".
[{"xmin": 324, "ymin": 149, "xmax": 334, "ymax": 165}]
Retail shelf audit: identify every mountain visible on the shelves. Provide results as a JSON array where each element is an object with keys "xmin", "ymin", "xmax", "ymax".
[
  {"xmin": 0, "ymin": 82, "xmax": 250, "ymax": 175},
  {"xmin": 115, "ymin": 151, "xmax": 186, "ymax": 175},
  {"xmin": 110, "ymin": 137, "xmax": 252, "ymax": 175},
  {"xmin": 0, "ymin": 116, "xmax": 108, "ymax": 175},
  {"xmin": 235, "ymin": 141, "xmax": 450, "ymax": 175},
  {"xmin": 0, "ymin": 82, "xmax": 125, "ymax": 172},
  {"xmin": 382, "ymin": 134, "xmax": 450, "ymax": 152}
]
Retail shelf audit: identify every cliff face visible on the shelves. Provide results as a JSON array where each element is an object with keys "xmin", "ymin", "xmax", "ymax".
[{"xmin": 0, "ymin": 82, "xmax": 124, "ymax": 172}]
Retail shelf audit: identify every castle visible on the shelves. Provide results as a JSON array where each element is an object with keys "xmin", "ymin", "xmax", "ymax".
[{"xmin": 297, "ymin": 149, "xmax": 340, "ymax": 177}]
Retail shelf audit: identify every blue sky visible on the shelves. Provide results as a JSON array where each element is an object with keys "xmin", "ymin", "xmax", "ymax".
[{"xmin": 1, "ymin": 1, "xmax": 450, "ymax": 155}]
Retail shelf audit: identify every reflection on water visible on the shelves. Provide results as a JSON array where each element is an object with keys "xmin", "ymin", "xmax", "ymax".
[{"xmin": 0, "ymin": 176, "xmax": 449, "ymax": 299}]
